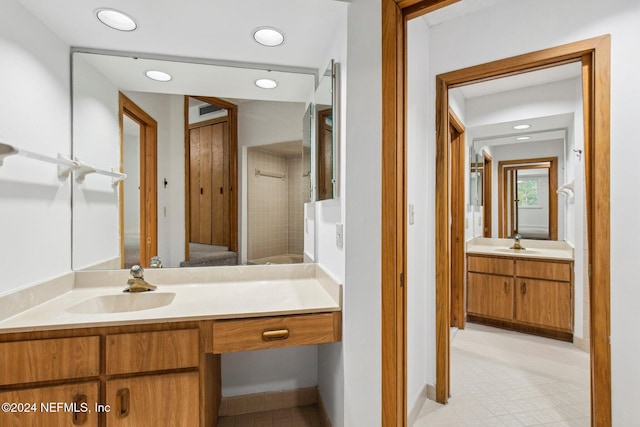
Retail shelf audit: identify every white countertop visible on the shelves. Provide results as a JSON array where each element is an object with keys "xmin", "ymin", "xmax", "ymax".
[
  {"xmin": 466, "ymin": 237, "xmax": 574, "ymax": 261},
  {"xmin": 0, "ymin": 264, "xmax": 342, "ymax": 334}
]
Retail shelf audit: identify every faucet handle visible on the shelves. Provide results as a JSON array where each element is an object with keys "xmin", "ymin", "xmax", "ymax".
[
  {"xmin": 150, "ymin": 256, "xmax": 163, "ymax": 268},
  {"xmin": 130, "ymin": 265, "xmax": 144, "ymax": 278},
  {"xmin": 514, "ymin": 233, "xmax": 521, "ymax": 241}
]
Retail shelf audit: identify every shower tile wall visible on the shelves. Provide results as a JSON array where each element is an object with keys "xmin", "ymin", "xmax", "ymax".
[
  {"xmin": 248, "ymin": 149, "xmax": 303, "ymax": 261},
  {"xmin": 288, "ymin": 156, "xmax": 304, "ymax": 255}
]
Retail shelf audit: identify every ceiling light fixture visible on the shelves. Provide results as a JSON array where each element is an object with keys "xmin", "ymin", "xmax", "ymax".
[
  {"xmin": 252, "ymin": 27, "xmax": 286, "ymax": 47},
  {"xmin": 96, "ymin": 8, "xmax": 137, "ymax": 31},
  {"xmin": 513, "ymin": 124, "xmax": 531, "ymax": 130},
  {"xmin": 145, "ymin": 70, "xmax": 172, "ymax": 82},
  {"xmin": 255, "ymin": 78, "xmax": 278, "ymax": 89},
  {"xmin": 516, "ymin": 136, "xmax": 532, "ymax": 141}
]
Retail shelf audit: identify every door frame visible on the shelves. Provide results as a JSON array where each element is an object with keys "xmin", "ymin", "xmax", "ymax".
[
  {"xmin": 498, "ymin": 157, "xmax": 558, "ymax": 240},
  {"xmin": 183, "ymin": 96, "xmax": 238, "ymax": 260},
  {"xmin": 482, "ymin": 151, "xmax": 492, "ymax": 237},
  {"xmin": 381, "ymin": 2, "xmax": 612, "ymax": 425},
  {"xmin": 119, "ymin": 93, "xmax": 158, "ymax": 269},
  {"xmin": 449, "ymin": 109, "xmax": 465, "ymax": 330}
]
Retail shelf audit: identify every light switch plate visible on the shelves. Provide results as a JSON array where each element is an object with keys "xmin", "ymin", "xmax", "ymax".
[{"xmin": 336, "ymin": 223, "xmax": 344, "ymax": 248}]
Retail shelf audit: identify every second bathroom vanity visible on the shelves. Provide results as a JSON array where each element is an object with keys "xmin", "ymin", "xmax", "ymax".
[{"xmin": 466, "ymin": 238, "xmax": 574, "ymax": 340}]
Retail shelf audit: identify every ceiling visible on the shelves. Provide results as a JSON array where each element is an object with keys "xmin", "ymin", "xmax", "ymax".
[
  {"xmin": 422, "ymin": 0, "xmax": 511, "ymax": 27},
  {"xmin": 17, "ymin": 0, "xmax": 347, "ymax": 70}
]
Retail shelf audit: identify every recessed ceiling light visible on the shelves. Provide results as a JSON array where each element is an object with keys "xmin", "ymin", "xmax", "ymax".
[
  {"xmin": 252, "ymin": 27, "xmax": 285, "ymax": 47},
  {"xmin": 513, "ymin": 124, "xmax": 531, "ymax": 130},
  {"xmin": 516, "ymin": 136, "xmax": 532, "ymax": 141},
  {"xmin": 96, "ymin": 8, "xmax": 137, "ymax": 31},
  {"xmin": 145, "ymin": 70, "xmax": 172, "ymax": 82},
  {"xmin": 255, "ymin": 78, "xmax": 278, "ymax": 89}
]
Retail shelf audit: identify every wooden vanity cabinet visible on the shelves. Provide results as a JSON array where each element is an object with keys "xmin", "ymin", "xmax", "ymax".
[
  {"xmin": 467, "ymin": 254, "xmax": 574, "ymax": 340},
  {"xmin": 0, "ymin": 311, "xmax": 342, "ymax": 427}
]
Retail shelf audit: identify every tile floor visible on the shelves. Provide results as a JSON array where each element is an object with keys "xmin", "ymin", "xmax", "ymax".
[
  {"xmin": 415, "ymin": 323, "xmax": 590, "ymax": 427},
  {"xmin": 217, "ymin": 405, "xmax": 323, "ymax": 427}
]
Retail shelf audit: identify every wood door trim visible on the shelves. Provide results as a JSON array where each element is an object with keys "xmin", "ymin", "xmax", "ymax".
[
  {"xmin": 184, "ymin": 96, "xmax": 238, "ymax": 260},
  {"xmin": 483, "ymin": 151, "xmax": 493, "ymax": 237},
  {"xmin": 449, "ymin": 110, "xmax": 465, "ymax": 330},
  {"xmin": 381, "ymin": 1, "xmax": 459, "ymax": 425},
  {"xmin": 119, "ymin": 93, "xmax": 158, "ymax": 269},
  {"xmin": 433, "ymin": 36, "xmax": 610, "ymax": 424},
  {"xmin": 497, "ymin": 157, "xmax": 558, "ymax": 240}
]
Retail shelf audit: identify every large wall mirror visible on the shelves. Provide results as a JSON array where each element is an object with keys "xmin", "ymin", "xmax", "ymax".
[
  {"xmin": 455, "ymin": 62, "xmax": 583, "ymax": 243},
  {"xmin": 71, "ymin": 50, "xmax": 318, "ymax": 270}
]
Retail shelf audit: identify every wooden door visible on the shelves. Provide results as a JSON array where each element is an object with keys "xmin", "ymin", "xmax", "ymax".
[
  {"xmin": 467, "ymin": 273, "xmax": 514, "ymax": 321},
  {"xmin": 515, "ymin": 278, "xmax": 572, "ymax": 331},
  {"xmin": 0, "ymin": 382, "xmax": 99, "ymax": 427},
  {"xmin": 105, "ymin": 372, "xmax": 199, "ymax": 426},
  {"xmin": 189, "ymin": 121, "xmax": 229, "ymax": 246}
]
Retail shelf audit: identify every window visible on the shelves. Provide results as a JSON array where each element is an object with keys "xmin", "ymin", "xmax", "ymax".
[{"xmin": 517, "ymin": 178, "xmax": 539, "ymax": 207}]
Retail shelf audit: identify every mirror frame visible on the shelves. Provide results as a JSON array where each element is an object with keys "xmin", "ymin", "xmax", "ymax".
[{"xmin": 315, "ymin": 60, "xmax": 339, "ymax": 201}]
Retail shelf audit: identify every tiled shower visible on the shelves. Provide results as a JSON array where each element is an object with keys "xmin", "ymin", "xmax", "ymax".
[{"xmin": 247, "ymin": 142, "xmax": 304, "ymax": 262}]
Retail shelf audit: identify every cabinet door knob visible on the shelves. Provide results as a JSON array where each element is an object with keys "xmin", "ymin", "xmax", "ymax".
[
  {"xmin": 520, "ymin": 282, "xmax": 527, "ymax": 295},
  {"xmin": 504, "ymin": 281, "xmax": 509, "ymax": 294},
  {"xmin": 116, "ymin": 388, "xmax": 130, "ymax": 418},
  {"xmin": 262, "ymin": 329, "xmax": 290, "ymax": 341},
  {"xmin": 72, "ymin": 394, "xmax": 87, "ymax": 425}
]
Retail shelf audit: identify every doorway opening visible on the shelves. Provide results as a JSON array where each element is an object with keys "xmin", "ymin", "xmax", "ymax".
[
  {"xmin": 381, "ymin": 3, "xmax": 611, "ymax": 424},
  {"xmin": 119, "ymin": 93, "xmax": 158, "ymax": 269},
  {"xmin": 182, "ymin": 96, "xmax": 238, "ymax": 267},
  {"xmin": 498, "ymin": 157, "xmax": 558, "ymax": 240}
]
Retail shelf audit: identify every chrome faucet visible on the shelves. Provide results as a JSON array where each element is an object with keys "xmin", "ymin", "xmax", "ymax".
[
  {"xmin": 511, "ymin": 233, "xmax": 524, "ymax": 250},
  {"xmin": 124, "ymin": 265, "xmax": 157, "ymax": 292}
]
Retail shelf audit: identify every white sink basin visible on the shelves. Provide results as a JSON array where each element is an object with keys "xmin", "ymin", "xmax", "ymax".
[
  {"xmin": 66, "ymin": 292, "xmax": 176, "ymax": 314},
  {"xmin": 493, "ymin": 248, "xmax": 539, "ymax": 255}
]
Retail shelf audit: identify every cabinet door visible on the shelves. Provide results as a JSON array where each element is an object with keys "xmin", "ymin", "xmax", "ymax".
[
  {"xmin": 515, "ymin": 278, "xmax": 572, "ymax": 331},
  {"xmin": 105, "ymin": 372, "xmax": 199, "ymax": 427},
  {"xmin": 467, "ymin": 273, "xmax": 514, "ymax": 321},
  {"xmin": 0, "ymin": 382, "xmax": 99, "ymax": 427}
]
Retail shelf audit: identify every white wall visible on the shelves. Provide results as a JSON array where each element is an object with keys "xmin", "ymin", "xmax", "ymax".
[
  {"xmin": 71, "ymin": 55, "xmax": 120, "ymax": 269},
  {"xmin": 335, "ymin": 0, "xmax": 382, "ymax": 425},
  {"xmin": 314, "ymin": 9, "xmax": 348, "ymax": 426},
  {"xmin": 406, "ymin": 17, "xmax": 435, "ymax": 416},
  {"xmin": 424, "ymin": 1, "xmax": 640, "ymax": 423},
  {"xmin": 0, "ymin": 0, "xmax": 71, "ymax": 293}
]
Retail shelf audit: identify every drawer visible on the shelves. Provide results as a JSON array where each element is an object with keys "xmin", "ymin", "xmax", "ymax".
[
  {"xmin": 467, "ymin": 255, "xmax": 514, "ymax": 276},
  {"xmin": 0, "ymin": 381, "xmax": 99, "ymax": 427},
  {"xmin": 106, "ymin": 329, "xmax": 199, "ymax": 375},
  {"xmin": 516, "ymin": 259, "xmax": 571, "ymax": 281},
  {"xmin": 0, "ymin": 337, "xmax": 99, "ymax": 386},
  {"xmin": 212, "ymin": 312, "xmax": 341, "ymax": 353}
]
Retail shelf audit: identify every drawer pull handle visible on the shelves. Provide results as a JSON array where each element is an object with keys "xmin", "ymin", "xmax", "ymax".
[
  {"xmin": 116, "ymin": 388, "xmax": 130, "ymax": 418},
  {"xmin": 262, "ymin": 329, "xmax": 290, "ymax": 341},
  {"xmin": 72, "ymin": 394, "xmax": 87, "ymax": 425}
]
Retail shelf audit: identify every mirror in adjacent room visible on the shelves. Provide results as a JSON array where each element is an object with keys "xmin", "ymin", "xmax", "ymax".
[
  {"xmin": 456, "ymin": 61, "xmax": 583, "ymax": 242},
  {"xmin": 315, "ymin": 60, "xmax": 337, "ymax": 201},
  {"xmin": 302, "ymin": 104, "xmax": 313, "ymax": 203},
  {"xmin": 71, "ymin": 51, "xmax": 317, "ymax": 270}
]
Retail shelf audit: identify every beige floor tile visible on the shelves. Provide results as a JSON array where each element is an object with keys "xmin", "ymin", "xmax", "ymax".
[{"xmin": 413, "ymin": 323, "xmax": 590, "ymax": 427}]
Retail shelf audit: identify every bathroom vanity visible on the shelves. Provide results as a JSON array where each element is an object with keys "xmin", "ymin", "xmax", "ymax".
[
  {"xmin": 466, "ymin": 238, "xmax": 574, "ymax": 341},
  {"xmin": 0, "ymin": 264, "xmax": 341, "ymax": 427}
]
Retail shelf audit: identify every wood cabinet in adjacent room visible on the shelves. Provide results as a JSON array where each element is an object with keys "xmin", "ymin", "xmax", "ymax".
[{"xmin": 466, "ymin": 254, "xmax": 574, "ymax": 340}]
